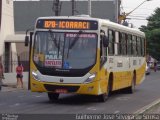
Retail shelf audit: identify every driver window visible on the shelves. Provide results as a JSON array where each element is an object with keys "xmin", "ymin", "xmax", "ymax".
[{"xmin": 100, "ymin": 29, "xmax": 107, "ymax": 66}]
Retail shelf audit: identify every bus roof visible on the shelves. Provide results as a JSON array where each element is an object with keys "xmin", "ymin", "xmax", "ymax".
[{"xmin": 99, "ymin": 19, "xmax": 145, "ymax": 37}]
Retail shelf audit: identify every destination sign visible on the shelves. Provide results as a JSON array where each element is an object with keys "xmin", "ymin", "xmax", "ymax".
[{"xmin": 36, "ymin": 19, "xmax": 98, "ymax": 30}]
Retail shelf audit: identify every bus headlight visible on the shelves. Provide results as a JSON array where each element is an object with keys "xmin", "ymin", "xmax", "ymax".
[
  {"xmin": 84, "ymin": 73, "xmax": 96, "ymax": 83},
  {"xmin": 32, "ymin": 71, "xmax": 40, "ymax": 81}
]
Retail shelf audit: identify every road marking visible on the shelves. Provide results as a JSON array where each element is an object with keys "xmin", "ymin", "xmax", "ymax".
[
  {"xmin": 117, "ymin": 97, "xmax": 130, "ymax": 101},
  {"xmin": 9, "ymin": 103, "xmax": 20, "ymax": 107},
  {"xmin": 0, "ymin": 103, "xmax": 5, "ymax": 106},
  {"xmin": 114, "ymin": 110, "xmax": 120, "ymax": 114},
  {"xmin": 35, "ymin": 95, "xmax": 43, "ymax": 97},
  {"xmin": 134, "ymin": 98, "xmax": 160, "ymax": 114},
  {"xmin": 18, "ymin": 95, "xmax": 25, "ymax": 98},
  {"xmin": 87, "ymin": 107, "xmax": 97, "ymax": 111}
]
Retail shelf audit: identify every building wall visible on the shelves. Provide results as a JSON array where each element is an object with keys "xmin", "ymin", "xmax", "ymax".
[
  {"xmin": 0, "ymin": 0, "xmax": 2, "ymax": 30},
  {"xmin": 16, "ymin": 43, "xmax": 29, "ymax": 71},
  {"xmin": 0, "ymin": 0, "xmax": 16, "ymax": 55},
  {"xmin": 14, "ymin": 0, "xmax": 120, "ymax": 32},
  {"xmin": 0, "ymin": 0, "xmax": 17, "ymax": 72}
]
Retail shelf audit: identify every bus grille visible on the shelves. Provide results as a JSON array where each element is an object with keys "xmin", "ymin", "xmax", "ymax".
[{"xmin": 44, "ymin": 84, "xmax": 80, "ymax": 92}]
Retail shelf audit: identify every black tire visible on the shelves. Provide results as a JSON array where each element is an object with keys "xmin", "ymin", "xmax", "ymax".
[
  {"xmin": 98, "ymin": 80, "xmax": 111, "ymax": 102},
  {"xmin": 128, "ymin": 73, "xmax": 136, "ymax": 93},
  {"xmin": 98, "ymin": 93, "xmax": 108, "ymax": 102},
  {"xmin": 0, "ymin": 86, "xmax": 1, "ymax": 91},
  {"xmin": 48, "ymin": 93, "xmax": 59, "ymax": 101}
]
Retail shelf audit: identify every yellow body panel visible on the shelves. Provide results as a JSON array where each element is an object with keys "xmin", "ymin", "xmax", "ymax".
[
  {"xmin": 30, "ymin": 78, "xmax": 108, "ymax": 95},
  {"xmin": 136, "ymin": 63, "xmax": 146, "ymax": 85}
]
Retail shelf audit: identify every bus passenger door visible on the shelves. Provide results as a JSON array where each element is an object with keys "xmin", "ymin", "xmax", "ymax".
[
  {"xmin": 100, "ymin": 28, "xmax": 108, "ymax": 67},
  {"xmin": 99, "ymin": 27, "xmax": 109, "ymax": 92}
]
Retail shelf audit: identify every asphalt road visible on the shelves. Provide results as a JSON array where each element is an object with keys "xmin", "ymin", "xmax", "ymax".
[{"xmin": 0, "ymin": 70, "xmax": 160, "ymax": 114}]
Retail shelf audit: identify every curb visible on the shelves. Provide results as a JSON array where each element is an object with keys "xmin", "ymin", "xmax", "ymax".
[
  {"xmin": 134, "ymin": 98, "xmax": 160, "ymax": 114},
  {"xmin": 1, "ymin": 88, "xmax": 17, "ymax": 92},
  {"xmin": 1, "ymin": 86, "xmax": 27, "ymax": 92},
  {"xmin": 2, "ymin": 84, "xmax": 17, "ymax": 88},
  {"xmin": 1, "ymin": 84, "xmax": 27, "ymax": 92}
]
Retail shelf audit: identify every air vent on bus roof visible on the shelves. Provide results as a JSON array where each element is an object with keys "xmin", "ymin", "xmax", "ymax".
[{"xmin": 74, "ymin": 14, "xmax": 90, "ymax": 17}]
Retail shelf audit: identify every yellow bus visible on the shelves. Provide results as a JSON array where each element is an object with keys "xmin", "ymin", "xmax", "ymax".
[{"xmin": 25, "ymin": 16, "xmax": 146, "ymax": 102}]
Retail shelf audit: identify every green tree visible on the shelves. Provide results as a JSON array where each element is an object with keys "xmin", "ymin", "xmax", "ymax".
[{"xmin": 140, "ymin": 8, "xmax": 160, "ymax": 60}]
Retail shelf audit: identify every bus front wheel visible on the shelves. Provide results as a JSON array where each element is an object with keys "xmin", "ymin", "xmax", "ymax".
[
  {"xmin": 98, "ymin": 82, "xmax": 111, "ymax": 102},
  {"xmin": 98, "ymin": 93, "xmax": 108, "ymax": 102},
  {"xmin": 48, "ymin": 93, "xmax": 59, "ymax": 101}
]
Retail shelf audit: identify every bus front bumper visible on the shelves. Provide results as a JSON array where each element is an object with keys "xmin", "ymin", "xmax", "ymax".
[{"xmin": 30, "ymin": 79, "xmax": 107, "ymax": 95}]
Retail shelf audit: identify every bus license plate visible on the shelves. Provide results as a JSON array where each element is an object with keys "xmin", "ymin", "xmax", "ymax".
[{"xmin": 55, "ymin": 89, "xmax": 67, "ymax": 93}]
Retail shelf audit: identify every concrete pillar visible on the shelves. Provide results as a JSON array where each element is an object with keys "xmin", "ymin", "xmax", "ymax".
[{"xmin": 0, "ymin": 0, "xmax": 17, "ymax": 72}]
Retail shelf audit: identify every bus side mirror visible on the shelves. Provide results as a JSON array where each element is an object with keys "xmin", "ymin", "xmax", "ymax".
[
  {"xmin": 102, "ymin": 35, "xmax": 109, "ymax": 47},
  {"xmin": 25, "ymin": 36, "xmax": 29, "ymax": 46}
]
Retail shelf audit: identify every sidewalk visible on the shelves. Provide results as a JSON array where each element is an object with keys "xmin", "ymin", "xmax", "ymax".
[
  {"xmin": 144, "ymin": 100, "xmax": 160, "ymax": 114},
  {"xmin": 134, "ymin": 98, "xmax": 160, "ymax": 114},
  {"xmin": 1, "ymin": 72, "xmax": 28, "ymax": 92},
  {"xmin": 1, "ymin": 85, "xmax": 18, "ymax": 92},
  {"xmin": 3, "ymin": 72, "xmax": 28, "ymax": 87},
  {"xmin": 146, "ymin": 105, "xmax": 160, "ymax": 114}
]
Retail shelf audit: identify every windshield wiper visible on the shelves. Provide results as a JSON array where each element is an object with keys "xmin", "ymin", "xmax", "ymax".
[
  {"xmin": 49, "ymin": 29, "xmax": 61, "ymax": 59},
  {"xmin": 66, "ymin": 30, "xmax": 83, "ymax": 59},
  {"xmin": 67, "ymin": 39, "xmax": 70, "ymax": 58},
  {"xmin": 57, "ymin": 37, "xmax": 60, "ymax": 58},
  {"xmin": 69, "ymin": 30, "xmax": 83, "ymax": 49},
  {"xmin": 49, "ymin": 29, "xmax": 58, "ymax": 48}
]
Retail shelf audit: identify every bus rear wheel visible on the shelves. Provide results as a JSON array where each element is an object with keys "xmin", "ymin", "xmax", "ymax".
[
  {"xmin": 48, "ymin": 93, "xmax": 59, "ymax": 101},
  {"xmin": 128, "ymin": 73, "xmax": 136, "ymax": 93}
]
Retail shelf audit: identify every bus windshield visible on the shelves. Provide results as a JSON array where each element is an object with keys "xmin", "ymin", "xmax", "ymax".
[{"xmin": 33, "ymin": 31, "xmax": 97, "ymax": 69}]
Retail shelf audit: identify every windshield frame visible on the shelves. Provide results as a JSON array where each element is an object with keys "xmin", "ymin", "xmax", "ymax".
[{"xmin": 32, "ymin": 30, "xmax": 98, "ymax": 76}]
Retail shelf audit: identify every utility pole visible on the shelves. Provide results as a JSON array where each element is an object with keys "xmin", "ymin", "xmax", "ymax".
[
  {"xmin": 52, "ymin": 0, "xmax": 62, "ymax": 16},
  {"xmin": 72, "ymin": 0, "xmax": 75, "ymax": 16},
  {"xmin": 115, "ymin": 0, "xmax": 120, "ymax": 23},
  {"xmin": 71, "ymin": 0, "xmax": 79, "ymax": 16},
  {"xmin": 118, "ymin": 0, "xmax": 152, "ymax": 23},
  {"xmin": 88, "ymin": 0, "xmax": 91, "ymax": 16}
]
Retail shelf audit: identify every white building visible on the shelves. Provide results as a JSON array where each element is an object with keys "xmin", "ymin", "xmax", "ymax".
[{"xmin": 0, "ymin": 0, "xmax": 16, "ymax": 72}]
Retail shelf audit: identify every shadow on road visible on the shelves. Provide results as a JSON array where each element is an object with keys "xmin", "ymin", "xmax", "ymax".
[{"xmin": 37, "ymin": 88, "xmax": 141, "ymax": 105}]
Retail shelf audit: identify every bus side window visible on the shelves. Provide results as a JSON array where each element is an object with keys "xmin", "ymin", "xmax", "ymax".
[
  {"xmin": 121, "ymin": 33, "xmax": 127, "ymax": 55},
  {"xmin": 132, "ymin": 35, "xmax": 137, "ymax": 56},
  {"xmin": 127, "ymin": 34, "xmax": 132, "ymax": 55},
  {"xmin": 108, "ymin": 30, "xmax": 115, "ymax": 55},
  {"xmin": 141, "ymin": 38, "xmax": 145, "ymax": 56},
  {"xmin": 137, "ymin": 37, "xmax": 141, "ymax": 56},
  {"xmin": 118, "ymin": 33, "xmax": 122, "ymax": 55},
  {"xmin": 114, "ymin": 31, "xmax": 119, "ymax": 55}
]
